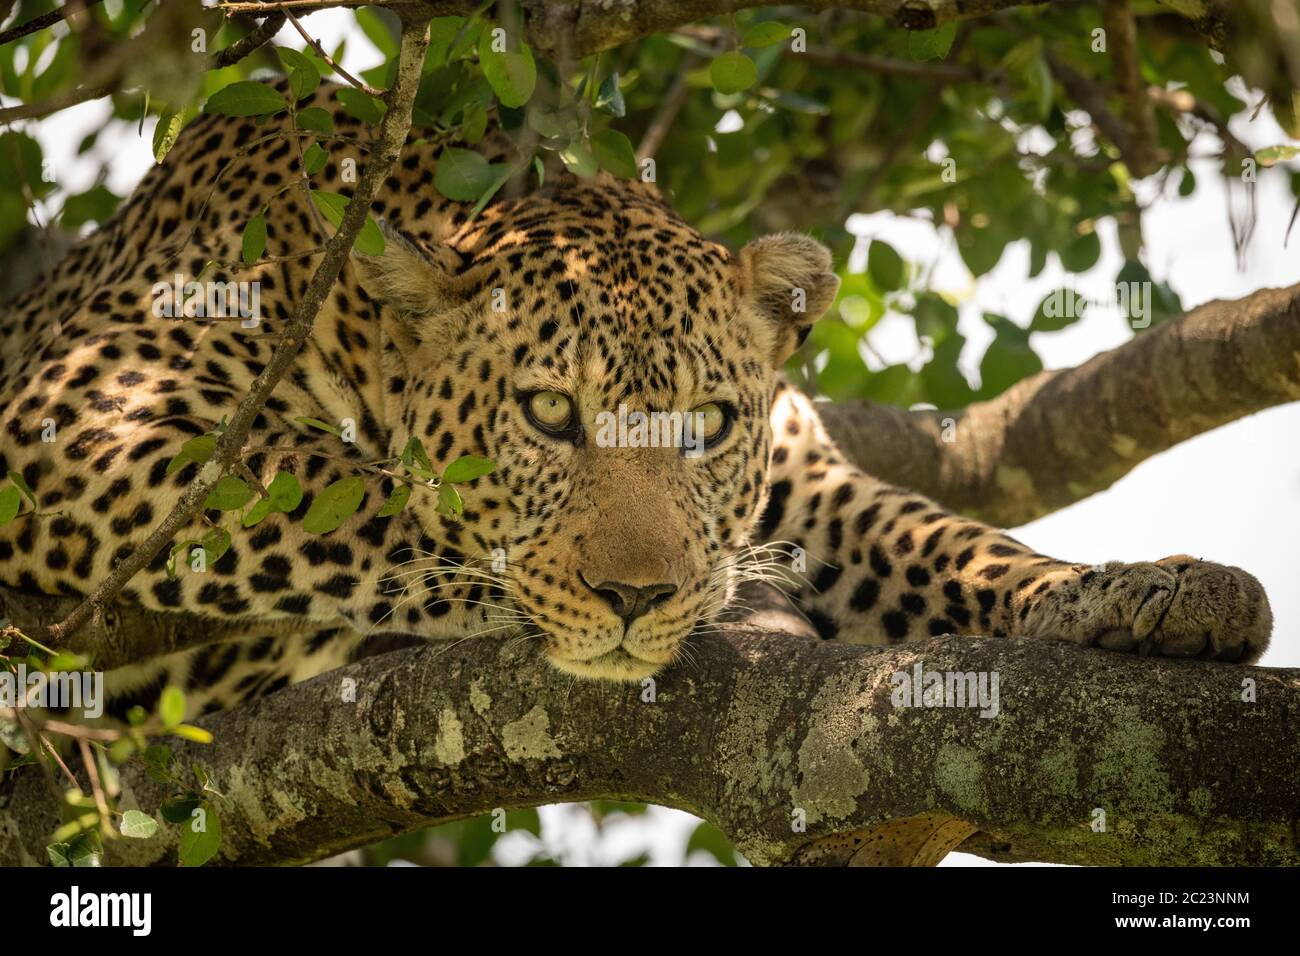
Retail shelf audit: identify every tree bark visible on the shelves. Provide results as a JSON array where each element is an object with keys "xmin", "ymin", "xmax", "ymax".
[
  {"xmin": 3, "ymin": 621, "xmax": 1296, "ymax": 867},
  {"xmin": 817, "ymin": 281, "xmax": 1300, "ymax": 527}
]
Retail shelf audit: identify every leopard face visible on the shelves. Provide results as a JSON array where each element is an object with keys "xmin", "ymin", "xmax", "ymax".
[{"xmin": 357, "ymin": 181, "xmax": 839, "ymax": 679}]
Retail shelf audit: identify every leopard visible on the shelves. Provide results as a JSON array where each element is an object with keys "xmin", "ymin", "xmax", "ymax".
[{"xmin": 0, "ymin": 82, "xmax": 1273, "ymax": 722}]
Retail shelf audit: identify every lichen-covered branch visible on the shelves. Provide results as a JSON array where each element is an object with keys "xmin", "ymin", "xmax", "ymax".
[
  {"xmin": 2, "ymin": 624, "xmax": 1296, "ymax": 866},
  {"xmin": 817, "ymin": 281, "xmax": 1300, "ymax": 528}
]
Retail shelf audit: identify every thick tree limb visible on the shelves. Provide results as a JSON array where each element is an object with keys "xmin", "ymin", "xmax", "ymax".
[
  {"xmin": 817, "ymin": 281, "xmax": 1300, "ymax": 528},
  {"xmin": 2, "ymin": 622, "xmax": 1296, "ymax": 866}
]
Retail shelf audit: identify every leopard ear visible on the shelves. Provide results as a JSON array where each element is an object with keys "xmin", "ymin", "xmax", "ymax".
[
  {"xmin": 351, "ymin": 220, "xmax": 470, "ymax": 319},
  {"xmin": 738, "ymin": 233, "xmax": 839, "ymax": 365}
]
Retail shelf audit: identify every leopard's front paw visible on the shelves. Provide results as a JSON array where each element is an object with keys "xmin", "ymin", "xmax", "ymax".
[{"xmin": 1022, "ymin": 556, "xmax": 1272, "ymax": 664}]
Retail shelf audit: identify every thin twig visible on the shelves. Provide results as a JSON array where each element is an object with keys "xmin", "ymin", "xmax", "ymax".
[
  {"xmin": 0, "ymin": 0, "xmax": 104, "ymax": 47},
  {"xmin": 213, "ymin": 10, "xmax": 288, "ymax": 67},
  {"xmin": 78, "ymin": 737, "xmax": 111, "ymax": 836},
  {"xmin": 285, "ymin": 10, "xmax": 383, "ymax": 97}
]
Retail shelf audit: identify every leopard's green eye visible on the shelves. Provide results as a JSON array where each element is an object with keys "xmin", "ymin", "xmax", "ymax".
[
  {"xmin": 527, "ymin": 391, "xmax": 574, "ymax": 432},
  {"xmin": 694, "ymin": 402, "xmax": 727, "ymax": 441}
]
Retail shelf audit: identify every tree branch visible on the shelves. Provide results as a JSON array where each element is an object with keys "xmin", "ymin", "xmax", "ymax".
[
  {"xmin": 0, "ymin": 7, "xmax": 286, "ymax": 125},
  {"xmin": 816, "ymin": 280, "xmax": 1300, "ymax": 528},
  {"xmin": 0, "ymin": 0, "xmax": 104, "ymax": 47},
  {"xmin": 3, "ymin": 621, "xmax": 1295, "ymax": 866},
  {"xmin": 1102, "ymin": 0, "xmax": 1160, "ymax": 177}
]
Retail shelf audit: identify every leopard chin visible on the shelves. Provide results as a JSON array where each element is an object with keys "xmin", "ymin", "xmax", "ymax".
[{"xmin": 545, "ymin": 646, "xmax": 668, "ymax": 682}]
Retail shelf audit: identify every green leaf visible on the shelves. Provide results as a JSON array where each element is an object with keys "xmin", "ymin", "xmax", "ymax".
[
  {"xmin": 479, "ymin": 30, "xmax": 536, "ymax": 108},
  {"xmin": 61, "ymin": 185, "xmax": 121, "ymax": 228},
  {"xmin": 527, "ymin": 107, "xmax": 567, "ymax": 140},
  {"xmin": 0, "ymin": 485, "xmax": 23, "ymax": 525},
  {"xmin": 302, "ymin": 142, "xmax": 328, "ymax": 175},
  {"xmin": 152, "ymin": 109, "xmax": 184, "ymax": 164},
  {"xmin": 867, "ymin": 240, "xmax": 905, "ymax": 292},
  {"xmin": 377, "ymin": 482, "xmax": 412, "ymax": 517},
  {"xmin": 1030, "ymin": 289, "xmax": 1087, "ymax": 332},
  {"xmin": 356, "ymin": 7, "xmax": 399, "ymax": 57},
  {"xmin": 308, "ymin": 191, "xmax": 386, "ymax": 255},
  {"xmin": 559, "ymin": 140, "xmax": 598, "ymax": 178},
  {"xmin": 461, "ymin": 100, "xmax": 488, "ymax": 143},
  {"xmin": 6, "ymin": 469, "xmax": 35, "ymax": 507},
  {"xmin": 47, "ymin": 843, "xmax": 72, "ymax": 867},
  {"xmin": 467, "ymin": 163, "xmax": 516, "ymax": 219},
  {"xmin": 1025, "ymin": 51, "xmax": 1054, "ymax": 119},
  {"xmin": 295, "ymin": 415, "xmax": 343, "ymax": 437},
  {"xmin": 47, "ymin": 651, "xmax": 89, "ymax": 672},
  {"xmin": 289, "ymin": 65, "xmax": 319, "ymax": 102},
  {"xmin": 591, "ymin": 128, "xmax": 637, "ymax": 178},
  {"xmin": 400, "ymin": 436, "xmax": 434, "ymax": 473},
  {"xmin": 278, "ymin": 47, "xmax": 320, "ymax": 77},
  {"xmin": 919, "ymin": 334, "xmax": 976, "ymax": 409},
  {"xmin": 595, "ymin": 73, "xmax": 626, "ymax": 116},
  {"xmin": 199, "ymin": 527, "xmax": 232, "ymax": 564},
  {"xmin": 358, "ymin": 219, "xmax": 389, "ymax": 256},
  {"xmin": 302, "ymin": 476, "xmax": 366, "ymax": 534},
  {"xmin": 304, "ymin": 191, "xmax": 345, "ymax": 228},
  {"xmin": 204, "ymin": 476, "xmax": 253, "ymax": 511},
  {"xmin": 141, "ymin": 745, "xmax": 173, "ymax": 783},
  {"xmin": 909, "ymin": 23, "xmax": 957, "ymax": 61},
  {"xmin": 436, "ymin": 482, "xmax": 463, "ymax": 517},
  {"xmin": 296, "ymin": 106, "xmax": 334, "ymax": 134},
  {"xmin": 120, "ymin": 810, "xmax": 159, "ymax": 839},
  {"xmin": 913, "ymin": 292, "xmax": 958, "ymax": 344},
  {"xmin": 979, "ymin": 315, "xmax": 1043, "ymax": 399},
  {"xmin": 242, "ymin": 499, "xmax": 272, "ymax": 528},
  {"xmin": 742, "ymin": 21, "xmax": 789, "ymax": 48},
  {"xmin": 686, "ymin": 821, "xmax": 740, "ymax": 866},
  {"xmin": 710, "ymin": 52, "xmax": 757, "ymax": 94},
  {"xmin": 861, "ymin": 364, "xmax": 917, "ymax": 405},
  {"xmin": 241, "ymin": 214, "xmax": 266, "ymax": 264},
  {"xmin": 336, "ymin": 87, "xmax": 386, "ymax": 124},
  {"xmin": 1256, "ymin": 144, "xmax": 1300, "ymax": 167},
  {"xmin": 159, "ymin": 687, "xmax": 186, "ymax": 728},
  {"xmin": 203, "ymin": 81, "xmax": 287, "ymax": 118},
  {"xmin": 1060, "ymin": 230, "xmax": 1101, "ymax": 273},
  {"xmin": 179, "ymin": 801, "xmax": 221, "ymax": 867},
  {"xmin": 442, "ymin": 455, "xmax": 495, "ymax": 484},
  {"xmin": 266, "ymin": 471, "xmax": 304, "ymax": 512},
  {"xmin": 435, "ymin": 147, "xmax": 493, "ymax": 201},
  {"xmin": 173, "ymin": 724, "xmax": 213, "ymax": 744},
  {"xmin": 166, "ymin": 434, "xmax": 216, "ymax": 475},
  {"xmin": 160, "ymin": 795, "xmax": 200, "ymax": 824}
]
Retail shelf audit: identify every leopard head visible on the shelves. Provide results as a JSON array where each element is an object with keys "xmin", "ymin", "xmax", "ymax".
[{"xmin": 354, "ymin": 176, "xmax": 838, "ymax": 679}]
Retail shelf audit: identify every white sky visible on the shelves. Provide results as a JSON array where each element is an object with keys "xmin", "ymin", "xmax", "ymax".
[{"xmin": 12, "ymin": 11, "xmax": 1298, "ymax": 867}]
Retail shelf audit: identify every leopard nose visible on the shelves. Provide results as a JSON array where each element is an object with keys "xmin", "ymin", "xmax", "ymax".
[{"xmin": 578, "ymin": 573, "xmax": 678, "ymax": 623}]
